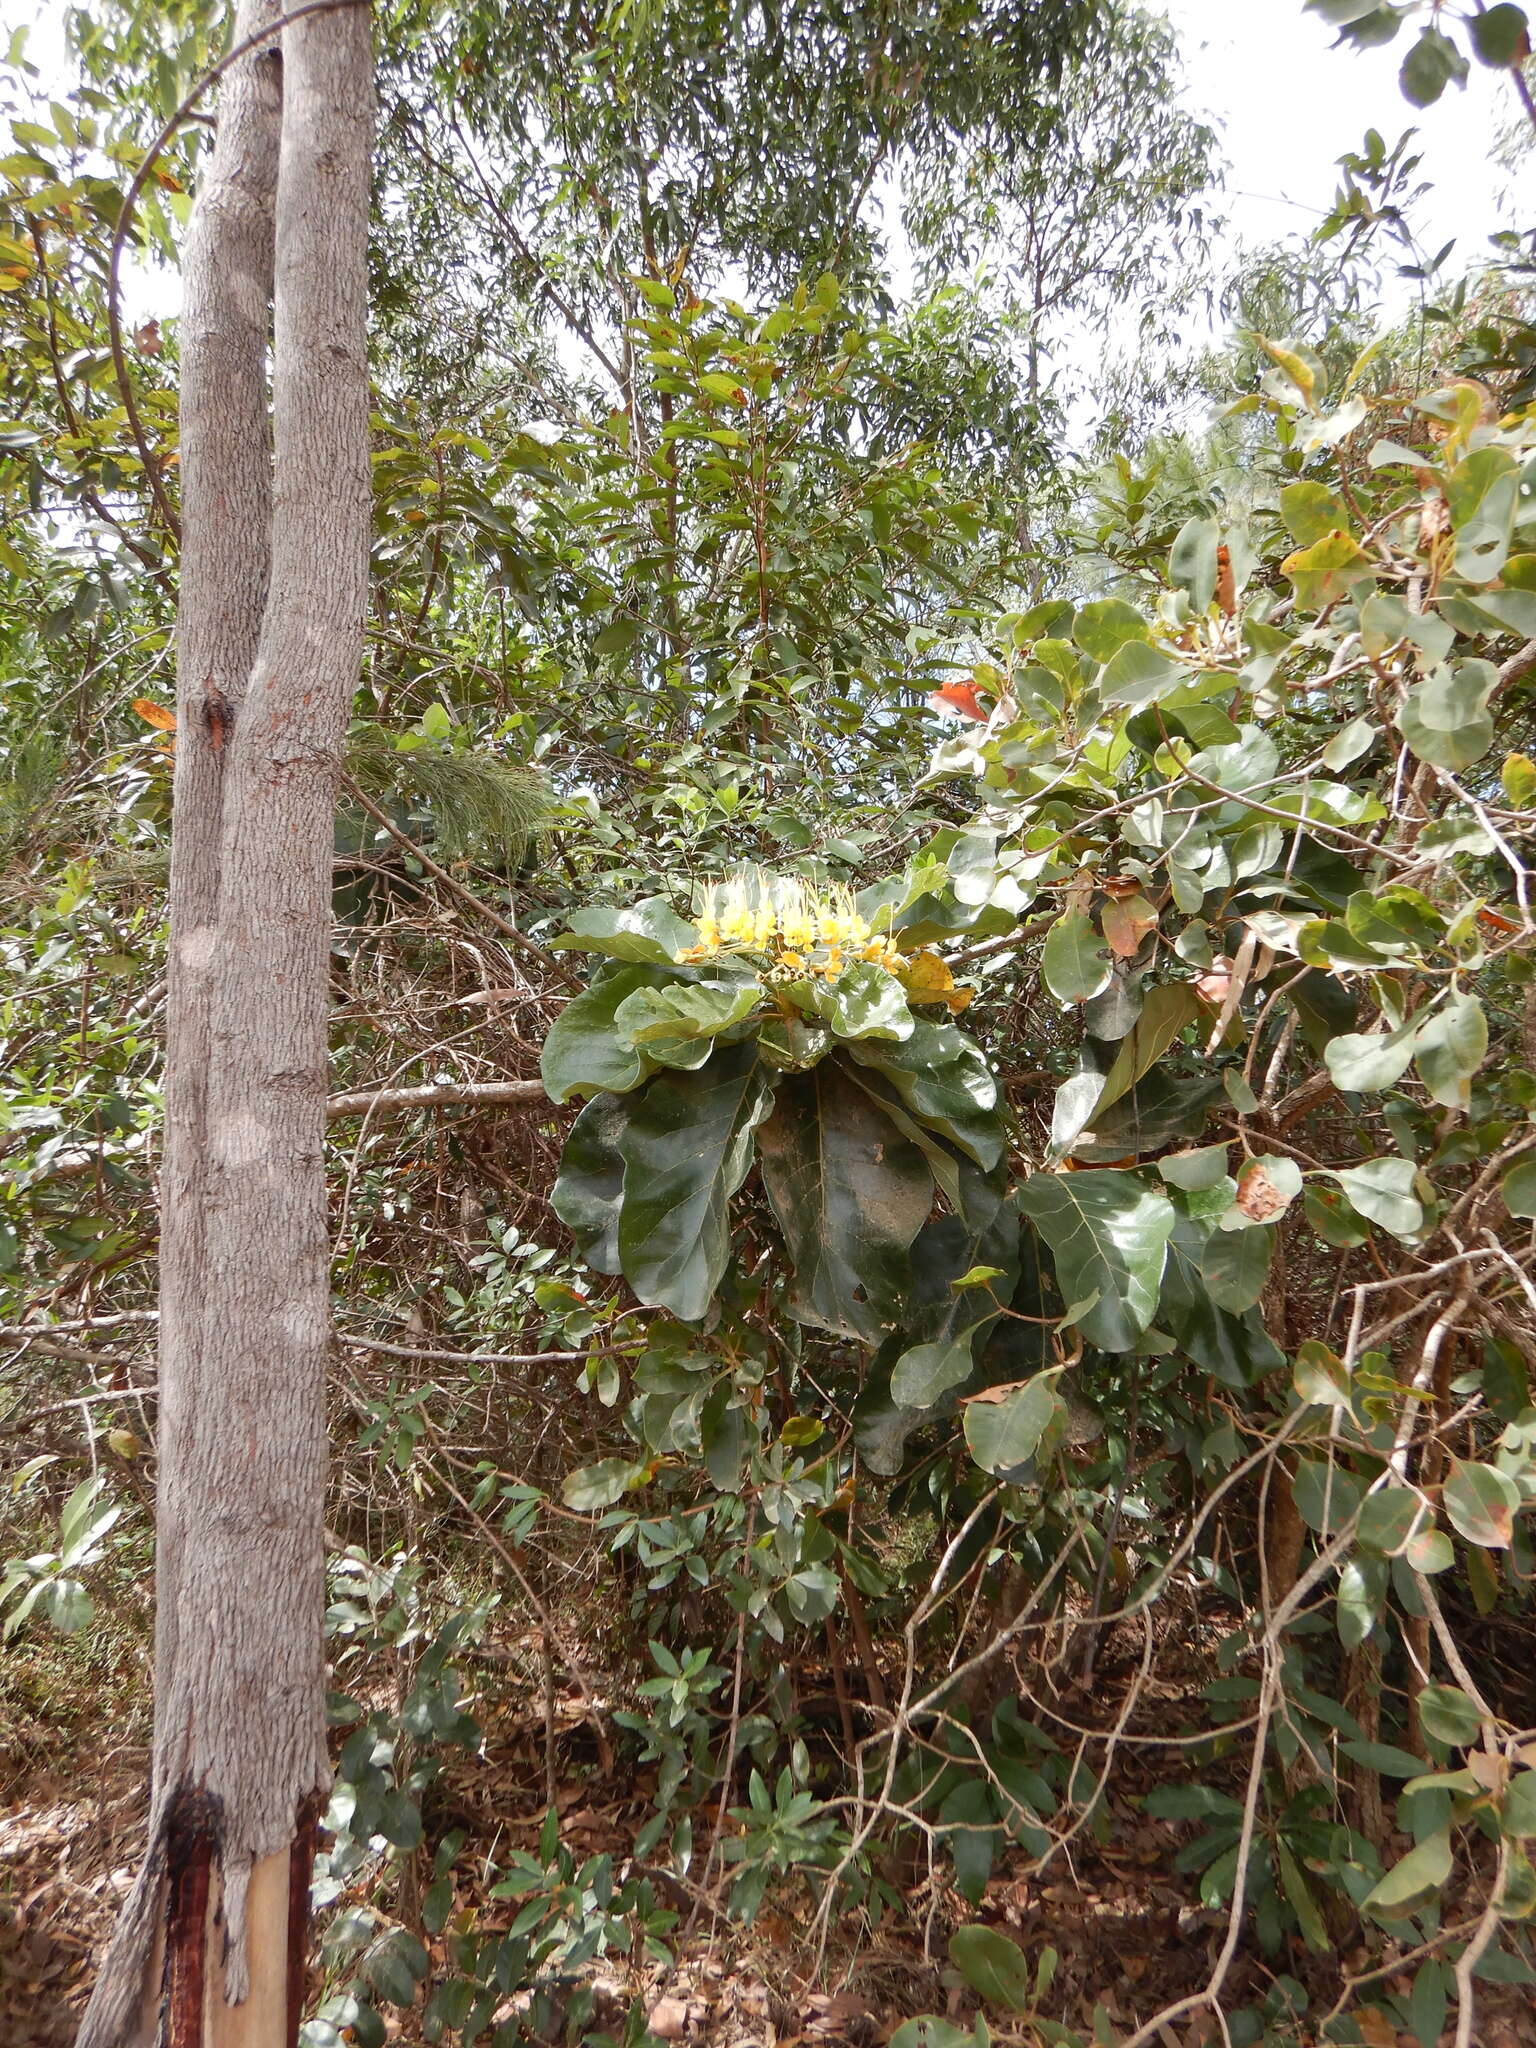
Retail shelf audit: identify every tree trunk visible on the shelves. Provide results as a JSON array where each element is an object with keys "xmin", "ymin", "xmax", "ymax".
[{"xmin": 79, "ymin": 8, "xmax": 373, "ymax": 2045}]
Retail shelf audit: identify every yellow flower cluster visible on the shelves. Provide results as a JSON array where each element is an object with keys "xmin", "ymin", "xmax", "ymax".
[{"xmin": 678, "ymin": 871, "xmax": 904, "ymax": 981}]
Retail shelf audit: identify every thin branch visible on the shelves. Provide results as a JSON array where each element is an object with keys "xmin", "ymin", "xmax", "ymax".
[{"xmin": 325, "ymin": 1076, "xmax": 548, "ymax": 1117}]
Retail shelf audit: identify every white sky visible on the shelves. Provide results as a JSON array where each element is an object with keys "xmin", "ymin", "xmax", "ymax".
[
  {"xmin": 1162, "ymin": 0, "xmax": 1525, "ymax": 296},
  {"xmin": 9, "ymin": 0, "xmax": 1529, "ymax": 342}
]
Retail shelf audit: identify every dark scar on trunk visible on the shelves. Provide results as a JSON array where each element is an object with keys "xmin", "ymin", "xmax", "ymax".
[
  {"xmin": 163, "ymin": 1784, "xmax": 224, "ymax": 2048},
  {"xmin": 204, "ymin": 685, "xmax": 234, "ymax": 753},
  {"xmin": 288, "ymin": 1791, "xmax": 324, "ymax": 2038}
]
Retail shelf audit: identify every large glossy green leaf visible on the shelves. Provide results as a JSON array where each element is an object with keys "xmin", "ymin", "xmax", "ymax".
[
  {"xmin": 756, "ymin": 1065, "xmax": 933, "ymax": 1342},
  {"xmin": 614, "ymin": 977, "xmax": 764, "ymax": 1069},
  {"xmin": 549, "ymin": 1092, "xmax": 629, "ymax": 1271},
  {"xmin": 1362, "ymin": 1827, "xmax": 1452, "ymax": 1920},
  {"xmin": 1073, "ymin": 1070, "xmax": 1224, "ymax": 1162},
  {"xmin": 1324, "ymin": 1014, "xmax": 1422, "ymax": 1094},
  {"xmin": 1160, "ymin": 1216, "xmax": 1284, "ymax": 1386},
  {"xmin": 615, "ymin": 1044, "xmax": 775, "ymax": 1321},
  {"xmin": 550, "ymin": 895, "xmax": 698, "ymax": 964},
  {"xmin": 1072, "ymin": 597, "xmax": 1151, "ymax": 664},
  {"xmin": 541, "ymin": 962, "xmax": 670, "ymax": 1102},
  {"xmin": 1016, "ymin": 1170, "xmax": 1174, "ymax": 1353},
  {"xmin": 891, "ymin": 1328, "xmax": 984, "ymax": 1409},
  {"xmin": 1443, "ymin": 1459, "xmax": 1519, "ymax": 1549},
  {"xmin": 789, "ymin": 960, "xmax": 914, "ymax": 1041},
  {"xmin": 846, "ymin": 1018, "xmax": 1004, "ymax": 1169}
]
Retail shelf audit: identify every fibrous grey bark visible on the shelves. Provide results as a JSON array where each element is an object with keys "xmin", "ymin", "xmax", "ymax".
[{"xmin": 79, "ymin": 5, "xmax": 374, "ymax": 2044}]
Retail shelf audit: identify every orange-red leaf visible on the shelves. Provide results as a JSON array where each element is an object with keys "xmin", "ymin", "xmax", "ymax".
[{"xmin": 927, "ymin": 681, "xmax": 988, "ymax": 723}]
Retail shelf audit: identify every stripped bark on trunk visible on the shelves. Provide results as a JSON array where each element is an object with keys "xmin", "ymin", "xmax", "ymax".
[{"xmin": 79, "ymin": 6, "xmax": 373, "ymax": 2043}]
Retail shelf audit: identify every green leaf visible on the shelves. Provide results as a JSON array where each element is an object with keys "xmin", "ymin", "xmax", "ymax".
[
  {"xmin": 1042, "ymin": 910, "xmax": 1112, "ymax": 1006},
  {"xmin": 1442, "ymin": 1458, "xmax": 1520, "ymax": 1549},
  {"xmin": 1502, "ymin": 1773, "xmax": 1536, "ymax": 1839},
  {"xmin": 616, "ymin": 1044, "xmax": 775, "ymax": 1321},
  {"xmin": 541, "ymin": 963, "xmax": 667, "ymax": 1101},
  {"xmin": 1280, "ymin": 480, "xmax": 1349, "ymax": 544},
  {"xmin": 845, "ymin": 1019, "xmax": 1004, "ymax": 1170},
  {"xmin": 1282, "ymin": 527, "xmax": 1371, "ymax": 608},
  {"xmin": 792, "ymin": 960, "xmax": 914, "ymax": 1041},
  {"xmin": 1325, "ymin": 1015, "xmax": 1422, "ymax": 1094},
  {"xmin": 1469, "ymin": 5, "xmax": 1531, "ymax": 66},
  {"xmin": 1200, "ymin": 1222, "xmax": 1274, "ymax": 1313},
  {"xmin": 1400, "ymin": 27, "xmax": 1469, "ymax": 106},
  {"xmin": 550, "ymin": 1093, "xmax": 629, "ymax": 1272},
  {"xmin": 1446, "ymin": 449, "xmax": 1518, "ymax": 578},
  {"xmin": 939, "ymin": 1778, "xmax": 999, "ymax": 1904},
  {"xmin": 614, "ymin": 977, "xmax": 763, "ymax": 1068},
  {"xmin": 1090, "ymin": 985, "xmax": 1202, "ymax": 1124},
  {"xmin": 1293, "ymin": 1458, "xmax": 1364, "ymax": 1537},
  {"xmin": 1294, "ymin": 1339, "xmax": 1352, "ymax": 1407},
  {"xmin": 1098, "ymin": 639, "xmax": 1184, "ymax": 708},
  {"xmin": 1358, "ymin": 1486, "xmax": 1422, "ymax": 1554},
  {"xmin": 1341, "ymin": 1740, "xmax": 1428, "ymax": 1778},
  {"xmin": 964, "ymin": 1375, "xmax": 1063, "ymax": 1476},
  {"xmin": 757, "ymin": 1065, "xmax": 933, "ymax": 1343},
  {"xmin": 1332, "ymin": 1157, "xmax": 1424, "ymax": 1239},
  {"xmin": 889, "ymin": 2022, "xmax": 985, "ymax": 2048},
  {"xmin": 550, "ymin": 896, "xmax": 697, "ymax": 964},
  {"xmin": 1017, "ymin": 1170, "xmax": 1174, "ymax": 1353},
  {"xmin": 561, "ymin": 1458, "xmax": 639, "ymax": 1510},
  {"xmin": 1417, "ymin": 1684, "xmax": 1482, "ymax": 1747},
  {"xmin": 1277, "ymin": 1837, "xmax": 1330, "ymax": 1953},
  {"xmin": 1072, "ymin": 598, "xmax": 1150, "ymax": 665},
  {"xmin": 1169, "ymin": 516, "xmax": 1220, "ymax": 611},
  {"xmin": 1158, "ymin": 1142, "xmax": 1231, "ymax": 1191},
  {"xmin": 377, "ymin": 1788, "xmax": 423, "ymax": 1849},
  {"xmin": 1406, "ymin": 1526, "xmax": 1455, "ymax": 1573},
  {"xmin": 948, "ymin": 1925, "xmax": 1033, "ymax": 2013},
  {"xmin": 892, "ymin": 1330, "xmax": 982, "ymax": 1409},
  {"xmin": 1397, "ymin": 662, "xmax": 1497, "ymax": 771},
  {"xmin": 1501, "ymin": 1154, "xmax": 1536, "ymax": 1218},
  {"xmin": 1362, "ymin": 1828, "xmax": 1452, "ymax": 1921},
  {"xmin": 1412, "ymin": 991, "xmax": 1487, "ymax": 1110},
  {"xmin": 1337, "ymin": 1555, "xmax": 1386, "ymax": 1649}
]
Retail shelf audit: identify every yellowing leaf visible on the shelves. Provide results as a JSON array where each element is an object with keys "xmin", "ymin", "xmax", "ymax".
[
  {"xmin": 1100, "ymin": 892, "xmax": 1158, "ymax": 959},
  {"xmin": 131, "ymin": 697, "xmax": 177, "ymax": 732},
  {"xmin": 1281, "ymin": 528, "xmax": 1371, "ymax": 608}
]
